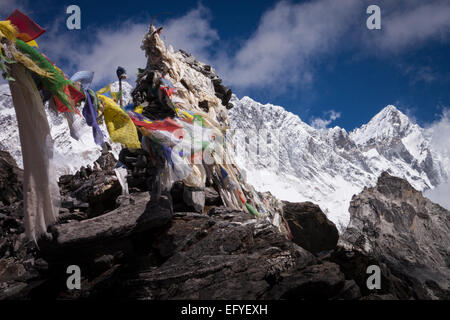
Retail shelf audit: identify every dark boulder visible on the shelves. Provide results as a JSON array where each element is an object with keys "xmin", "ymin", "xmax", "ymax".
[
  {"xmin": 183, "ymin": 186, "xmax": 205, "ymax": 213},
  {"xmin": 39, "ymin": 192, "xmax": 173, "ymax": 257},
  {"xmin": 111, "ymin": 209, "xmax": 317, "ymax": 299},
  {"xmin": 171, "ymin": 182, "xmax": 212, "ymax": 213},
  {"xmin": 283, "ymin": 201, "xmax": 339, "ymax": 253},
  {"xmin": 58, "ymin": 153, "xmax": 123, "ymax": 217},
  {"xmin": 204, "ymin": 187, "xmax": 221, "ymax": 206},
  {"xmin": 267, "ymin": 261, "xmax": 346, "ymax": 300}
]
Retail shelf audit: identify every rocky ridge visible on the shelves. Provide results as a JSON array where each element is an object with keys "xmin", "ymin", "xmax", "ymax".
[
  {"xmin": 343, "ymin": 172, "xmax": 450, "ymax": 299},
  {"xmin": 1, "ymin": 147, "xmax": 448, "ymax": 299}
]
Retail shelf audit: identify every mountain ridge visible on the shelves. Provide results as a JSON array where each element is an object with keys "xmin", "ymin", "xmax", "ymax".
[{"xmin": 228, "ymin": 95, "xmax": 448, "ymax": 229}]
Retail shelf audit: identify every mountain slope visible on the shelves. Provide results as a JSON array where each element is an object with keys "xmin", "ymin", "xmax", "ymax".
[{"xmin": 228, "ymin": 95, "xmax": 448, "ymax": 229}]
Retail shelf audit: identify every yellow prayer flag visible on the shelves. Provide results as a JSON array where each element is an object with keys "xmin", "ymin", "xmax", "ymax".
[
  {"xmin": 27, "ymin": 40, "xmax": 38, "ymax": 48},
  {"xmin": 0, "ymin": 20, "xmax": 18, "ymax": 41},
  {"xmin": 97, "ymin": 94, "xmax": 141, "ymax": 149}
]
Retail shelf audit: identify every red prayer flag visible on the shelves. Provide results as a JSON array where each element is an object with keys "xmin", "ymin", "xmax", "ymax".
[
  {"xmin": 131, "ymin": 117, "xmax": 183, "ymax": 133},
  {"xmin": 54, "ymin": 85, "xmax": 84, "ymax": 114},
  {"xmin": 7, "ymin": 9, "xmax": 46, "ymax": 42}
]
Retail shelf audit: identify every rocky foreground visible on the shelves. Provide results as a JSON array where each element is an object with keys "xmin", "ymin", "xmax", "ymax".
[{"xmin": 0, "ymin": 150, "xmax": 449, "ymax": 300}]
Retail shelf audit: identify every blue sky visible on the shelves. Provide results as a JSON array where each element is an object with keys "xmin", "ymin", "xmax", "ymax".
[{"xmin": 2, "ymin": 0, "xmax": 450, "ymax": 131}]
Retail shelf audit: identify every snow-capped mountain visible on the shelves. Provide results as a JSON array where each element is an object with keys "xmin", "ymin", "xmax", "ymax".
[
  {"xmin": 228, "ymin": 96, "xmax": 448, "ymax": 229},
  {"xmin": 0, "ymin": 82, "xmax": 128, "ymax": 177},
  {"xmin": 1, "ymin": 79, "xmax": 448, "ymax": 230}
]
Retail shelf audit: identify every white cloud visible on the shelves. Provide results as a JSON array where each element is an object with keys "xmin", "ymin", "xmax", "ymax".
[
  {"xmin": 425, "ymin": 181, "xmax": 450, "ymax": 211},
  {"xmin": 161, "ymin": 5, "xmax": 219, "ymax": 63},
  {"xmin": 72, "ymin": 22, "xmax": 149, "ymax": 86},
  {"xmin": 217, "ymin": 0, "xmax": 362, "ymax": 89},
  {"xmin": 5, "ymin": 1, "xmax": 450, "ymax": 90},
  {"xmin": 36, "ymin": 18, "xmax": 148, "ymax": 87},
  {"xmin": 310, "ymin": 110, "xmax": 341, "ymax": 129},
  {"xmin": 210, "ymin": 0, "xmax": 450, "ymax": 90},
  {"xmin": 400, "ymin": 64, "xmax": 437, "ymax": 85},
  {"xmin": 368, "ymin": 1, "xmax": 450, "ymax": 53},
  {"xmin": 427, "ymin": 108, "xmax": 450, "ymax": 160},
  {"xmin": 424, "ymin": 108, "xmax": 450, "ymax": 210},
  {"xmin": 158, "ymin": 1, "xmax": 450, "ymax": 90},
  {"xmin": 35, "ymin": 6, "xmax": 218, "ymax": 87}
]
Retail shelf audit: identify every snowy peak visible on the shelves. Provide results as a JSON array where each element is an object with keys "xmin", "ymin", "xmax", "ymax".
[
  {"xmin": 228, "ymin": 96, "xmax": 447, "ymax": 230},
  {"xmin": 350, "ymin": 105, "xmax": 415, "ymax": 147},
  {"xmin": 370, "ymin": 105, "xmax": 411, "ymax": 128},
  {"xmin": 349, "ymin": 104, "xmax": 445, "ymax": 185}
]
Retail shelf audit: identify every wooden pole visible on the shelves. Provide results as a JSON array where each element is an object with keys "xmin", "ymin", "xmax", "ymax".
[{"xmin": 119, "ymin": 78, "xmax": 123, "ymax": 107}]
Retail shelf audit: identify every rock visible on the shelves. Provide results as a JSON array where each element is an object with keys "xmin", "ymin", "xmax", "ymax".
[
  {"xmin": 267, "ymin": 261, "xmax": 346, "ymax": 299},
  {"xmin": 170, "ymin": 181, "xmax": 185, "ymax": 212},
  {"xmin": 76, "ymin": 174, "xmax": 121, "ymax": 216},
  {"xmin": 39, "ymin": 192, "xmax": 173, "ymax": 254},
  {"xmin": 118, "ymin": 148, "xmax": 150, "ymax": 192},
  {"xmin": 198, "ymin": 100, "xmax": 210, "ymax": 112},
  {"xmin": 0, "ymin": 200, "xmax": 36, "ymax": 265},
  {"xmin": 58, "ymin": 210, "xmax": 88, "ymax": 223},
  {"xmin": 283, "ymin": 201, "xmax": 339, "ymax": 253},
  {"xmin": 222, "ymin": 89, "xmax": 232, "ymax": 106},
  {"xmin": 0, "ymin": 150, "xmax": 23, "ymax": 206},
  {"xmin": 0, "ymin": 282, "xmax": 28, "ymax": 300},
  {"xmin": 342, "ymin": 172, "xmax": 450, "ymax": 299},
  {"xmin": 94, "ymin": 152, "xmax": 117, "ymax": 171},
  {"xmin": 361, "ymin": 294, "xmax": 398, "ymax": 300},
  {"xmin": 204, "ymin": 187, "xmax": 221, "ymax": 206},
  {"xmin": 33, "ymin": 191, "xmax": 174, "ymax": 295},
  {"xmin": 32, "ymin": 202, "xmax": 375, "ymax": 299},
  {"xmin": 58, "ymin": 152, "xmax": 123, "ymax": 217},
  {"xmin": 34, "ymin": 258, "xmax": 48, "ymax": 272},
  {"xmin": 2, "ymin": 217, "xmax": 22, "ymax": 232},
  {"xmin": 60, "ymin": 197, "xmax": 89, "ymax": 213},
  {"xmin": 327, "ymin": 239, "xmax": 415, "ymax": 299},
  {"xmin": 175, "ymin": 50, "xmax": 233, "ymax": 107},
  {"xmin": 0, "ymin": 258, "xmax": 27, "ymax": 282},
  {"xmin": 183, "ymin": 186, "xmax": 205, "ymax": 213},
  {"xmin": 335, "ymin": 280, "xmax": 362, "ymax": 300},
  {"xmin": 113, "ymin": 208, "xmax": 316, "ymax": 299},
  {"xmin": 93, "ymin": 254, "xmax": 115, "ymax": 274},
  {"xmin": 172, "ymin": 182, "xmax": 212, "ymax": 212},
  {"xmin": 0, "ymin": 255, "xmax": 42, "ymax": 300}
]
